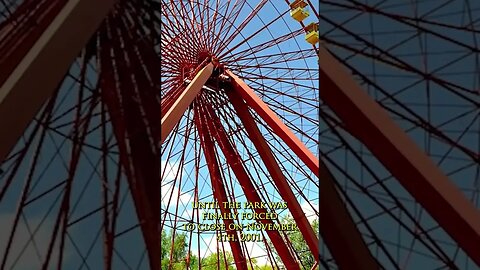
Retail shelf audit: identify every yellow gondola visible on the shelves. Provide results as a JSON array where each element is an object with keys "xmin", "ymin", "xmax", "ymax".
[
  {"xmin": 305, "ymin": 22, "xmax": 319, "ymax": 45},
  {"xmin": 290, "ymin": 0, "xmax": 309, "ymax": 22}
]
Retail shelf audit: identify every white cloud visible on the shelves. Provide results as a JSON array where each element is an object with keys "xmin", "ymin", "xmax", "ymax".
[
  {"xmin": 161, "ymin": 182, "xmax": 193, "ymax": 208},
  {"xmin": 301, "ymin": 201, "xmax": 318, "ymax": 223},
  {"xmin": 161, "ymin": 161, "xmax": 194, "ymax": 208},
  {"xmin": 182, "ymin": 208, "xmax": 204, "ymax": 220},
  {"xmin": 199, "ymin": 235, "xmax": 231, "ymax": 258}
]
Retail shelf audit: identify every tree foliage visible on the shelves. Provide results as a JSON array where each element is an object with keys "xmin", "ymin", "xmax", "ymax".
[
  {"xmin": 269, "ymin": 215, "xmax": 319, "ymax": 270},
  {"xmin": 161, "ymin": 216, "xmax": 318, "ymax": 269},
  {"xmin": 201, "ymin": 251, "xmax": 235, "ymax": 270},
  {"xmin": 161, "ymin": 230, "xmax": 198, "ymax": 269}
]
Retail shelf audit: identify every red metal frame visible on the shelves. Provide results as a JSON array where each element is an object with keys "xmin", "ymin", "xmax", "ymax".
[
  {"xmin": 160, "ymin": 65, "xmax": 320, "ymax": 268},
  {"xmin": 161, "ymin": 63, "xmax": 213, "ymax": 144},
  {"xmin": 0, "ymin": 0, "xmax": 116, "ymax": 164},
  {"xmin": 320, "ymin": 47, "xmax": 480, "ymax": 266},
  {"xmin": 226, "ymin": 86, "xmax": 320, "ymax": 261},
  {"xmin": 99, "ymin": 25, "xmax": 160, "ymax": 268},
  {"xmin": 227, "ymin": 71, "xmax": 378, "ymax": 269},
  {"xmin": 194, "ymin": 101, "xmax": 248, "ymax": 270},
  {"xmin": 225, "ymin": 70, "xmax": 319, "ymax": 174},
  {"xmin": 201, "ymin": 99, "xmax": 301, "ymax": 270},
  {"xmin": 227, "ymin": 67, "xmax": 381, "ymax": 268}
]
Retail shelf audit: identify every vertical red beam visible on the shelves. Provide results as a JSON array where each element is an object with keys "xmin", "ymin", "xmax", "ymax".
[
  {"xmin": 102, "ymin": 82, "xmax": 160, "ymax": 269},
  {"xmin": 202, "ymin": 100, "xmax": 301, "ymax": 270},
  {"xmin": 226, "ymin": 88, "xmax": 319, "ymax": 261},
  {"xmin": 319, "ymin": 47, "xmax": 480, "ymax": 266},
  {"xmin": 102, "ymin": 79, "xmax": 160, "ymax": 269},
  {"xmin": 0, "ymin": 0, "xmax": 116, "ymax": 164},
  {"xmin": 161, "ymin": 63, "xmax": 213, "ymax": 144},
  {"xmin": 194, "ymin": 101, "xmax": 248, "ymax": 270},
  {"xmin": 99, "ymin": 19, "xmax": 160, "ymax": 268},
  {"xmin": 225, "ymin": 70, "xmax": 319, "ymax": 174}
]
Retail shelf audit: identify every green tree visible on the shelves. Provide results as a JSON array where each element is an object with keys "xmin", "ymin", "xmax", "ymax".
[
  {"xmin": 269, "ymin": 216, "xmax": 319, "ymax": 270},
  {"xmin": 201, "ymin": 251, "xmax": 235, "ymax": 270},
  {"xmin": 161, "ymin": 230, "xmax": 199, "ymax": 269}
]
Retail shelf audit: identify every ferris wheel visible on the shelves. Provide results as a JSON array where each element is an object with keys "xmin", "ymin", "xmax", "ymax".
[
  {"xmin": 0, "ymin": 0, "xmax": 320, "ymax": 269},
  {"xmin": 161, "ymin": 0, "xmax": 319, "ymax": 269},
  {"xmin": 2, "ymin": 0, "xmax": 478, "ymax": 270},
  {"xmin": 0, "ymin": 0, "xmax": 160, "ymax": 269}
]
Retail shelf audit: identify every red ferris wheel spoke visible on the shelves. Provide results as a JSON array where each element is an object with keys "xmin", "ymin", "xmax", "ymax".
[
  {"xmin": 221, "ymin": 28, "xmax": 305, "ymax": 62},
  {"xmin": 99, "ymin": 26, "xmax": 161, "ymax": 270},
  {"xmin": 320, "ymin": 46, "xmax": 480, "ymax": 266},
  {"xmin": 329, "ymin": 51, "xmax": 480, "ymax": 163},
  {"xmin": 0, "ymin": 0, "xmax": 115, "ymax": 164},
  {"xmin": 210, "ymin": 1, "xmax": 246, "ymax": 55},
  {"xmin": 194, "ymin": 101, "xmax": 249, "ymax": 270},
  {"xmin": 320, "ymin": 110, "xmax": 457, "ymax": 265},
  {"xmin": 226, "ymin": 80, "xmax": 319, "ymax": 258},
  {"xmin": 201, "ymin": 98, "xmax": 301, "ymax": 269},
  {"xmin": 226, "ymin": 70, "xmax": 318, "ymax": 174},
  {"xmin": 224, "ymin": 49, "xmax": 317, "ymax": 67},
  {"xmin": 322, "ymin": 34, "xmax": 479, "ymax": 101},
  {"xmin": 161, "ymin": 63, "xmax": 213, "ymax": 144},
  {"xmin": 216, "ymin": 0, "xmax": 274, "ymax": 58}
]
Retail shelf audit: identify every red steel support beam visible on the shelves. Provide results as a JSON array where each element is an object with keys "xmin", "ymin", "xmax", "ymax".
[
  {"xmin": 225, "ymin": 70, "xmax": 319, "ymax": 174},
  {"xmin": 201, "ymin": 99, "xmax": 301, "ymax": 270},
  {"xmin": 99, "ymin": 18, "xmax": 160, "ymax": 268},
  {"xmin": 0, "ymin": 0, "xmax": 116, "ymax": 164},
  {"xmin": 161, "ymin": 63, "xmax": 213, "ymax": 144},
  {"xmin": 226, "ymin": 88, "xmax": 319, "ymax": 261},
  {"xmin": 161, "ymin": 86, "xmax": 183, "ymax": 116},
  {"xmin": 320, "ymin": 160, "xmax": 380, "ymax": 269},
  {"xmin": 320, "ymin": 47, "xmax": 480, "ymax": 266},
  {"xmin": 194, "ymin": 101, "xmax": 248, "ymax": 270},
  {"xmin": 227, "ymin": 70, "xmax": 379, "ymax": 268},
  {"xmin": 0, "ymin": 0, "xmax": 66, "ymax": 86}
]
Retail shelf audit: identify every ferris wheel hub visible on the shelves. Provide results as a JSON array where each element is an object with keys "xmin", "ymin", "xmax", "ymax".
[{"xmin": 197, "ymin": 50, "xmax": 211, "ymax": 64}]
